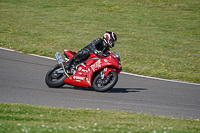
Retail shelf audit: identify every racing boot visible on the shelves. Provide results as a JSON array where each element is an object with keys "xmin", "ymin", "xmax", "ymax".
[
  {"xmin": 64, "ymin": 56, "xmax": 75, "ymax": 70},
  {"xmin": 71, "ymin": 60, "xmax": 79, "ymax": 69}
]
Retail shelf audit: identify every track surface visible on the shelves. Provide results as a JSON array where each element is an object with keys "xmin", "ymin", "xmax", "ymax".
[{"xmin": 0, "ymin": 48, "xmax": 200, "ymax": 119}]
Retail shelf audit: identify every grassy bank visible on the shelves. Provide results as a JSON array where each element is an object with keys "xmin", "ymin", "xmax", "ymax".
[
  {"xmin": 0, "ymin": 103, "xmax": 199, "ymax": 133},
  {"xmin": 0, "ymin": 0, "xmax": 199, "ymax": 83}
]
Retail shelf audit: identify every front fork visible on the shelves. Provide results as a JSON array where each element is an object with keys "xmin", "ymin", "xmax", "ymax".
[
  {"xmin": 100, "ymin": 68, "xmax": 115, "ymax": 79},
  {"xmin": 98, "ymin": 68, "xmax": 115, "ymax": 85}
]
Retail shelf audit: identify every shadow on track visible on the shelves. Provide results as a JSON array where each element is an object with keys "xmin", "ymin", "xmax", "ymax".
[
  {"xmin": 60, "ymin": 86, "xmax": 147, "ymax": 93},
  {"xmin": 108, "ymin": 88, "xmax": 147, "ymax": 93}
]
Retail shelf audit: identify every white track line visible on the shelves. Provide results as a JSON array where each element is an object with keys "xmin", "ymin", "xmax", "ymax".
[
  {"xmin": 1, "ymin": 47, "xmax": 200, "ymax": 86},
  {"xmin": 0, "ymin": 47, "xmax": 15, "ymax": 52},
  {"xmin": 29, "ymin": 54, "xmax": 56, "ymax": 60},
  {"xmin": 121, "ymin": 72, "xmax": 200, "ymax": 86}
]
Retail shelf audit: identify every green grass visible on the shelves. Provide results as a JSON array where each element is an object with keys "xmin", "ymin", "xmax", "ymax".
[
  {"xmin": 0, "ymin": 0, "xmax": 200, "ymax": 83},
  {"xmin": 0, "ymin": 103, "xmax": 199, "ymax": 133}
]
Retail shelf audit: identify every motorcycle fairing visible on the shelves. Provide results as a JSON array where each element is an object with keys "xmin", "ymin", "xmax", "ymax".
[
  {"xmin": 63, "ymin": 50, "xmax": 77, "ymax": 59},
  {"xmin": 63, "ymin": 50, "xmax": 122, "ymax": 87},
  {"xmin": 64, "ymin": 64, "xmax": 91, "ymax": 87}
]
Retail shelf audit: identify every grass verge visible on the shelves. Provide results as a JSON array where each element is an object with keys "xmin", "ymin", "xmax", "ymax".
[
  {"xmin": 0, "ymin": 103, "xmax": 199, "ymax": 133},
  {"xmin": 0, "ymin": 0, "xmax": 199, "ymax": 83}
]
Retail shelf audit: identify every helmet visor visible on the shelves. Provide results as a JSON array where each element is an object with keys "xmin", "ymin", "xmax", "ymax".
[
  {"xmin": 110, "ymin": 39, "xmax": 116, "ymax": 47},
  {"xmin": 111, "ymin": 38, "xmax": 116, "ymax": 44}
]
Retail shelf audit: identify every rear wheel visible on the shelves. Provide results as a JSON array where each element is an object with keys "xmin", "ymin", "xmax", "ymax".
[
  {"xmin": 92, "ymin": 71, "xmax": 118, "ymax": 92},
  {"xmin": 45, "ymin": 64, "xmax": 66, "ymax": 88}
]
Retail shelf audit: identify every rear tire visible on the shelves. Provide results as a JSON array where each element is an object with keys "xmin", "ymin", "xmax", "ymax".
[
  {"xmin": 92, "ymin": 71, "xmax": 118, "ymax": 92},
  {"xmin": 45, "ymin": 64, "xmax": 66, "ymax": 88}
]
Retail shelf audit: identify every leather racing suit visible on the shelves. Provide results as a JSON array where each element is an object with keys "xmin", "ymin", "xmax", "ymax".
[{"xmin": 65, "ymin": 38, "xmax": 110, "ymax": 69}]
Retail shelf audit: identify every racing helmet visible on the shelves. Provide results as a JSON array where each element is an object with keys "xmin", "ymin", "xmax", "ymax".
[{"xmin": 103, "ymin": 31, "xmax": 117, "ymax": 48}]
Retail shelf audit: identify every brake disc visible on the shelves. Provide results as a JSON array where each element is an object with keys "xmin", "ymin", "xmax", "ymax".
[{"xmin": 97, "ymin": 74, "xmax": 111, "ymax": 85}]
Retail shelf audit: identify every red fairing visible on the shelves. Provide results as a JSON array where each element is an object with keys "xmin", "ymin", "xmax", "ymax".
[
  {"xmin": 85, "ymin": 53, "xmax": 100, "ymax": 66},
  {"xmin": 63, "ymin": 50, "xmax": 77, "ymax": 59},
  {"xmin": 63, "ymin": 50, "xmax": 122, "ymax": 87},
  {"xmin": 64, "ymin": 65, "xmax": 92, "ymax": 87},
  {"xmin": 109, "ymin": 52, "xmax": 122, "ymax": 74}
]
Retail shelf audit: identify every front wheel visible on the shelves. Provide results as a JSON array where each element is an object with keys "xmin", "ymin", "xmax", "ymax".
[
  {"xmin": 92, "ymin": 71, "xmax": 118, "ymax": 92},
  {"xmin": 45, "ymin": 64, "xmax": 66, "ymax": 88}
]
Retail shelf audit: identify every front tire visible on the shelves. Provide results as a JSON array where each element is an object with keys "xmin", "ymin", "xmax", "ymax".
[
  {"xmin": 92, "ymin": 71, "xmax": 118, "ymax": 92},
  {"xmin": 45, "ymin": 64, "xmax": 66, "ymax": 88}
]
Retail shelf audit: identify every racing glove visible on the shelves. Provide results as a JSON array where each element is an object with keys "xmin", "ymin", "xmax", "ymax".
[{"xmin": 94, "ymin": 50, "xmax": 103, "ymax": 56}]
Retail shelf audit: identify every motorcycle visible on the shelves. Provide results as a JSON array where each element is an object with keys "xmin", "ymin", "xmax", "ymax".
[{"xmin": 45, "ymin": 50, "xmax": 122, "ymax": 92}]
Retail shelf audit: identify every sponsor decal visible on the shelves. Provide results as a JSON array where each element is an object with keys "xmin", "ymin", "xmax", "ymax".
[
  {"xmin": 82, "ymin": 70, "xmax": 88, "ymax": 73},
  {"xmin": 91, "ymin": 60, "xmax": 102, "ymax": 72},
  {"xmin": 86, "ymin": 78, "xmax": 90, "ymax": 84},
  {"xmin": 111, "ymin": 54, "xmax": 116, "ymax": 58},
  {"xmin": 104, "ymin": 59, "xmax": 108, "ymax": 62},
  {"xmin": 73, "ymin": 76, "xmax": 85, "ymax": 80},
  {"xmin": 78, "ymin": 67, "xmax": 82, "ymax": 71}
]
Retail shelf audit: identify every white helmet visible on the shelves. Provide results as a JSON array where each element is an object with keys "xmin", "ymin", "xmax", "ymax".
[{"xmin": 103, "ymin": 31, "xmax": 117, "ymax": 48}]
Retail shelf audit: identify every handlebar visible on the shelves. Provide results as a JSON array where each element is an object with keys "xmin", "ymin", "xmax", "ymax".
[{"xmin": 103, "ymin": 52, "xmax": 112, "ymax": 57}]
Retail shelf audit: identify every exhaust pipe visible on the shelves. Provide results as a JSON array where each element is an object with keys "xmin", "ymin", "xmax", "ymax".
[
  {"xmin": 55, "ymin": 52, "xmax": 65, "ymax": 64},
  {"xmin": 55, "ymin": 52, "xmax": 69, "ymax": 77}
]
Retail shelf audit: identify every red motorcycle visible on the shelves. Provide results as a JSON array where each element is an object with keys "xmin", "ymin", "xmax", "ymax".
[{"xmin": 45, "ymin": 50, "xmax": 122, "ymax": 92}]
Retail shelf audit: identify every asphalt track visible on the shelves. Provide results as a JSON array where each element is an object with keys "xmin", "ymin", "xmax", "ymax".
[{"xmin": 0, "ymin": 48, "xmax": 200, "ymax": 119}]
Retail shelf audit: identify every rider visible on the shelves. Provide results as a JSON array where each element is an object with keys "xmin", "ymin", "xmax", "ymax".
[{"xmin": 64, "ymin": 31, "xmax": 117, "ymax": 70}]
